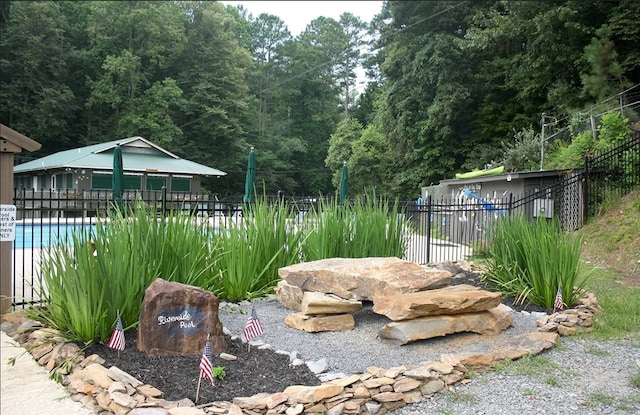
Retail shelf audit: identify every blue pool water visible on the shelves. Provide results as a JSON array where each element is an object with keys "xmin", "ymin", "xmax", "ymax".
[{"xmin": 13, "ymin": 223, "xmax": 95, "ymax": 249}]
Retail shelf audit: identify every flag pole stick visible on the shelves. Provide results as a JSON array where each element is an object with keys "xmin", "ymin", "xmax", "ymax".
[
  {"xmin": 195, "ymin": 373, "xmax": 202, "ymax": 403},
  {"xmin": 116, "ymin": 310, "xmax": 121, "ymax": 359}
]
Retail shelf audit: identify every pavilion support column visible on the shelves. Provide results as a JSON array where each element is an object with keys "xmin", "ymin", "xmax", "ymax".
[
  {"xmin": 0, "ymin": 125, "xmax": 41, "ymax": 315},
  {"xmin": 1, "ymin": 146, "xmax": 17, "ymax": 314}
]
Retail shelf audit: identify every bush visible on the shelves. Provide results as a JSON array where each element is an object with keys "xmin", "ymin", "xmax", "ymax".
[
  {"xmin": 482, "ymin": 214, "xmax": 586, "ymax": 308},
  {"xmin": 300, "ymin": 197, "xmax": 407, "ymax": 261},
  {"xmin": 30, "ymin": 203, "xmax": 220, "ymax": 343},
  {"xmin": 29, "ymin": 197, "xmax": 408, "ymax": 342},
  {"xmin": 206, "ymin": 198, "xmax": 303, "ymax": 301}
]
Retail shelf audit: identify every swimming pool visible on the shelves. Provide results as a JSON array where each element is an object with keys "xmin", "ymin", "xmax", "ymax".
[{"xmin": 13, "ymin": 223, "xmax": 96, "ymax": 249}]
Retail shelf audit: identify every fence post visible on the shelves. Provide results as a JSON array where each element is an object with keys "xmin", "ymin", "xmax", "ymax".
[
  {"xmin": 508, "ymin": 193, "xmax": 513, "ymax": 217},
  {"xmin": 583, "ymin": 156, "xmax": 589, "ymax": 222},
  {"xmin": 161, "ymin": 186, "xmax": 167, "ymax": 217},
  {"xmin": 425, "ymin": 195, "xmax": 432, "ymax": 264}
]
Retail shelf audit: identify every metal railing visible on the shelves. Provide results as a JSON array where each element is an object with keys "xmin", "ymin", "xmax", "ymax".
[{"xmin": 9, "ymin": 133, "xmax": 638, "ymax": 307}]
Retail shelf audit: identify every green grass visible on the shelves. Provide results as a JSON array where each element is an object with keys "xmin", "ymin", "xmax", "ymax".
[{"xmin": 581, "ymin": 265, "xmax": 640, "ymax": 338}]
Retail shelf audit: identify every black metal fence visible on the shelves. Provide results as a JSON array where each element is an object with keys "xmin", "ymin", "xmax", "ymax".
[
  {"xmin": 9, "ymin": 132, "xmax": 639, "ymax": 307},
  {"xmin": 584, "ymin": 132, "xmax": 640, "ymax": 219}
]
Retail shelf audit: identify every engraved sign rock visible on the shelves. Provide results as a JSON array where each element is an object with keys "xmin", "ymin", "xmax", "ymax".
[{"xmin": 137, "ymin": 278, "xmax": 226, "ymax": 357}]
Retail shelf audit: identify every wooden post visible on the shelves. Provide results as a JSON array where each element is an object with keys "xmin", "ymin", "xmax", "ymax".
[{"xmin": 0, "ymin": 124, "xmax": 41, "ymax": 314}]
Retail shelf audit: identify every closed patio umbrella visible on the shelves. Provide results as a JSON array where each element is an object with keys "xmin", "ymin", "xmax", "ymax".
[
  {"xmin": 243, "ymin": 147, "xmax": 256, "ymax": 203},
  {"xmin": 112, "ymin": 144, "xmax": 124, "ymax": 205},
  {"xmin": 339, "ymin": 161, "xmax": 349, "ymax": 204}
]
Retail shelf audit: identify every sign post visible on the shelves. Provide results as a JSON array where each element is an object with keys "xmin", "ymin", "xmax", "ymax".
[{"xmin": 1, "ymin": 124, "xmax": 41, "ymax": 314}]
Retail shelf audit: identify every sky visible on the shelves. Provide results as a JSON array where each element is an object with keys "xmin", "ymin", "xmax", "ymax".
[{"xmin": 220, "ymin": 1, "xmax": 384, "ymax": 37}]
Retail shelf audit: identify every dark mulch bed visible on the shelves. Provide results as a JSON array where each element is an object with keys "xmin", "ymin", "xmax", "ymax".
[
  {"xmin": 83, "ymin": 330, "xmax": 321, "ymax": 404},
  {"xmin": 83, "ymin": 269, "xmax": 549, "ymax": 405}
]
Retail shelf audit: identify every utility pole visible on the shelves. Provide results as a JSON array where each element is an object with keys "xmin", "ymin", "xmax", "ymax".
[{"xmin": 540, "ymin": 113, "xmax": 558, "ymax": 170}]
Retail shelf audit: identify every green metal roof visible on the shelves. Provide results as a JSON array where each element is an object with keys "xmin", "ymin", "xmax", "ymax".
[{"xmin": 13, "ymin": 137, "xmax": 226, "ymax": 177}]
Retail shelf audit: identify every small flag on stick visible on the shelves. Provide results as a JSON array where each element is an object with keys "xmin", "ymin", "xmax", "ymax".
[
  {"xmin": 244, "ymin": 305, "xmax": 264, "ymax": 343},
  {"xmin": 196, "ymin": 335, "xmax": 215, "ymax": 403},
  {"xmin": 107, "ymin": 313, "xmax": 125, "ymax": 351},
  {"xmin": 199, "ymin": 339, "xmax": 215, "ymax": 387},
  {"xmin": 554, "ymin": 286, "xmax": 564, "ymax": 311}
]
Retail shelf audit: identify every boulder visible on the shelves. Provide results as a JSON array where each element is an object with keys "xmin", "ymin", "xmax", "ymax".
[
  {"xmin": 274, "ymin": 280, "xmax": 304, "ymax": 311},
  {"xmin": 137, "ymin": 278, "xmax": 226, "ymax": 357},
  {"xmin": 278, "ymin": 257, "xmax": 451, "ymax": 301},
  {"xmin": 284, "ymin": 313, "xmax": 355, "ymax": 332},
  {"xmin": 378, "ymin": 304, "xmax": 513, "ymax": 345},
  {"xmin": 440, "ymin": 331, "xmax": 559, "ymax": 370},
  {"xmin": 372, "ymin": 284, "xmax": 502, "ymax": 321},
  {"xmin": 301, "ymin": 291, "xmax": 363, "ymax": 314}
]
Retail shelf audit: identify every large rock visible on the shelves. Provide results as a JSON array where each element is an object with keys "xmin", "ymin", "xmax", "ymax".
[
  {"xmin": 284, "ymin": 313, "xmax": 355, "ymax": 332},
  {"xmin": 372, "ymin": 284, "xmax": 502, "ymax": 321},
  {"xmin": 275, "ymin": 280, "xmax": 304, "ymax": 311},
  {"xmin": 137, "ymin": 278, "xmax": 226, "ymax": 357},
  {"xmin": 277, "ymin": 257, "xmax": 451, "ymax": 301},
  {"xmin": 440, "ymin": 331, "xmax": 560, "ymax": 370},
  {"xmin": 301, "ymin": 291, "xmax": 363, "ymax": 314},
  {"xmin": 378, "ymin": 304, "xmax": 513, "ymax": 345}
]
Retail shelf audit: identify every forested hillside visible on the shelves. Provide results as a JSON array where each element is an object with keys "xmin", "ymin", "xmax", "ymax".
[{"xmin": 1, "ymin": 1, "xmax": 638, "ymax": 198}]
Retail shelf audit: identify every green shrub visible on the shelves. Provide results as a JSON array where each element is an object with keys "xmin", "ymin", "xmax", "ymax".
[
  {"xmin": 29, "ymin": 197, "xmax": 408, "ymax": 342},
  {"xmin": 482, "ymin": 214, "xmax": 586, "ymax": 308},
  {"xmin": 29, "ymin": 202, "xmax": 220, "ymax": 343},
  {"xmin": 207, "ymin": 198, "xmax": 303, "ymax": 301},
  {"xmin": 300, "ymin": 197, "xmax": 407, "ymax": 261}
]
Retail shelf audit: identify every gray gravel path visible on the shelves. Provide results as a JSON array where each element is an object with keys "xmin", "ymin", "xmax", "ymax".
[{"xmin": 220, "ymin": 297, "xmax": 640, "ymax": 415}]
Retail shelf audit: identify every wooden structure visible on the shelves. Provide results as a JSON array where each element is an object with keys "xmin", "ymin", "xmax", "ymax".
[{"xmin": 0, "ymin": 124, "xmax": 41, "ymax": 314}]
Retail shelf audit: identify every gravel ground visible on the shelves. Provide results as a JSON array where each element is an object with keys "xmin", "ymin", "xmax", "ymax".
[{"xmin": 220, "ymin": 297, "xmax": 640, "ymax": 415}]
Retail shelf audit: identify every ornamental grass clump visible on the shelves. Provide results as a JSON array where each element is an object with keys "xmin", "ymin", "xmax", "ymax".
[
  {"xmin": 483, "ymin": 214, "xmax": 586, "ymax": 308},
  {"xmin": 301, "ymin": 196, "xmax": 407, "ymax": 261},
  {"xmin": 207, "ymin": 198, "xmax": 303, "ymax": 301},
  {"xmin": 30, "ymin": 202, "xmax": 220, "ymax": 343}
]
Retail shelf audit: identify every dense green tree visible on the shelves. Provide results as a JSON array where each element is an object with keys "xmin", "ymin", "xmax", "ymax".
[
  {"xmin": 0, "ymin": 1, "xmax": 77, "ymax": 153},
  {"xmin": 377, "ymin": 1, "xmax": 477, "ymax": 197},
  {"xmin": 173, "ymin": 1, "xmax": 252, "ymax": 194},
  {"xmin": 349, "ymin": 124, "xmax": 394, "ymax": 196},
  {"xmin": 326, "ymin": 117, "xmax": 363, "ymax": 188},
  {"xmin": 335, "ymin": 13, "xmax": 368, "ymax": 117},
  {"xmin": 2, "ymin": 1, "xmax": 639, "ymax": 199},
  {"xmin": 84, "ymin": 1, "xmax": 187, "ymax": 144},
  {"xmin": 281, "ymin": 17, "xmax": 346, "ymax": 195}
]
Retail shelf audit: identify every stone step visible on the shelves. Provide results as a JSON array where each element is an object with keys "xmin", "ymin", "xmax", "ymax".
[
  {"xmin": 378, "ymin": 304, "xmax": 513, "ymax": 345},
  {"xmin": 372, "ymin": 284, "xmax": 502, "ymax": 321}
]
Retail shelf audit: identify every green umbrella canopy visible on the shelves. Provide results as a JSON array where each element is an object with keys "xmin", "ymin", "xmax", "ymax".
[
  {"xmin": 339, "ymin": 161, "xmax": 349, "ymax": 204},
  {"xmin": 243, "ymin": 147, "xmax": 256, "ymax": 203},
  {"xmin": 112, "ymin": 144, "xmax": 124, "ymax": 202}
]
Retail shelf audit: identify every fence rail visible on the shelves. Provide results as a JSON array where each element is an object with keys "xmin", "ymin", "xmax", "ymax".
[{"xmin": 9, "ymin": 133, "xmax": 639, "ymax": 307}]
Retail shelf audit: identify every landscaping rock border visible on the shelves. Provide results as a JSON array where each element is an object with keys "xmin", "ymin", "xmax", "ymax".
[{"xmin": 0, "ymin": 290, "xmax": 601, "ymax": 415}]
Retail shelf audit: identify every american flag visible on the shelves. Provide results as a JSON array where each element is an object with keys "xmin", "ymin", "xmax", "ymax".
[
  {"xmin": 244, "ymin": 306, "xmax": 264, "ymax": 342},
  {"xmin": 199, "ymin": 340, "xmax": 215, "ymax": 387},
  {"xmin": 106, "ymin": 313, "xmax": 125, "ymax": 351},
  {"xmin": 554, "ymin": 286, "xmax": 564, "ymax": 311}
]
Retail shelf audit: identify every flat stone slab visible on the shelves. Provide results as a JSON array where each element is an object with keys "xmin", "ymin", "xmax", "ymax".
[
  {"xmin": 440, "ymin": 331, "xmax": 560, "ymax": 370},
  {"xmin": 278, "ymin": 257, "xmax": 451, "ymax": 301},
  {"xmin": 372, "ymin": 284, "xmax": 502, "ymax": 321},
  {"xmin": 301, "ymin": 291, "xmax": 362, "ymax": 315},
  {"xmin": 378, "ymin": 304, "xmax": 513, "ymax": 345},
  {"xmin": 284, "ymin": 313, "xmax": 355, "ymax": 332},
  {"xmin": 275, "ymin": 280, "xmax": 304, "ymax": 311}
]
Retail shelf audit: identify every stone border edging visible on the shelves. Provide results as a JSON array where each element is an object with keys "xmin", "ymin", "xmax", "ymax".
[{"xmin": 0, "ymin": 291, "xmax": 600, "ymax": 415}]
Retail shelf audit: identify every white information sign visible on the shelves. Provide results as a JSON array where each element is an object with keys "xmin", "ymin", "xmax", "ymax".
[{"xmin": 0, "ymin": 205, "xmax": 17, "ymax": 242}]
